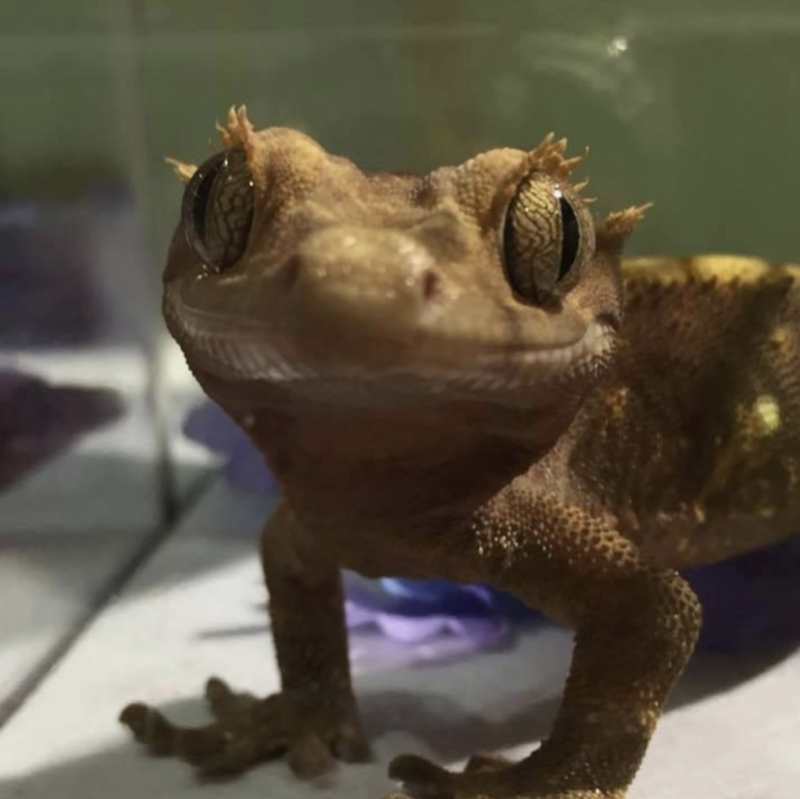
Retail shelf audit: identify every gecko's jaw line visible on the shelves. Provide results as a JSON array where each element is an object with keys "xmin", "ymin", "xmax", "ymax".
[{"xmin": 167, "ymin": 285, "xmax": 615, "ymax": 396}]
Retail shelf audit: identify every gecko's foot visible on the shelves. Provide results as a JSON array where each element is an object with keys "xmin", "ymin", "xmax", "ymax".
[
  {"xmin": 388, "ymin": 753, "xmax": 619, "ymax": 799},
  {"xmin": 120, "ymin": 677, "xmax": 370, "ymax": 778}
]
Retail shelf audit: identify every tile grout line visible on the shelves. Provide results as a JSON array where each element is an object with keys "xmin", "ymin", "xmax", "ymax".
[{"xmin": 0, "ymin": 471, "xmax": 219, "ymax": 733}]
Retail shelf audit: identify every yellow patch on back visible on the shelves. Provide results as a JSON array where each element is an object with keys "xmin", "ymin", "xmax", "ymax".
[
  {"xmin": 623, "ymin": 254, "xmax": 800, "ymax": 287},
  {"xmin": 754, "ymin": 394, "xmax": 781, "ymax": 436},
  {"xmin": 696, "ymin": 394, "xmax": 783, "ymax": 510}
]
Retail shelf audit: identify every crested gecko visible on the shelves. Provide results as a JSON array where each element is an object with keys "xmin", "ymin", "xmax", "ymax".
[{"xmin": 121, "ymin": 107, "xmax": 800, "ymax": 799}]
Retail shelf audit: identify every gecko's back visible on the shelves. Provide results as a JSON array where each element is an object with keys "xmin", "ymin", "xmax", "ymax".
[{"xmin": 564, "ymin": 255, "xmax": 800, "ymax": 568}]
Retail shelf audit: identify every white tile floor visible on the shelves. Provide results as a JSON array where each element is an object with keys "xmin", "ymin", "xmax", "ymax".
[
  {"xmin": 1, "ymin": 477, "xmax": 799, "ymax": 799},
  {"xmin": 0, "ymin": 347, "xmax": 212, "ymax": 724}
]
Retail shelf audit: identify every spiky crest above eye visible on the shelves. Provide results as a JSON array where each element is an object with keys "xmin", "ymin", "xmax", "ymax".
[
  {"xmin": 216, "ymin": 105, "xmax": 257, "ymax": 157},
  {"xmin": 524, "ymin": 134, "xmax": 654, "ymax": 242},
  {"xmin": 165, "ymin": 157, "xmax": 197, "ymax": 185},
  {"xmin": 598, "ymin": 204, "xmax": 654, "ymax": 244},
  {"xmin": 165, "ymin": 105, "xmax": 256, "ymax": 186},
  {"xmin": 524, "ymin": 133, "xmax": 590, "ymax": 187}
]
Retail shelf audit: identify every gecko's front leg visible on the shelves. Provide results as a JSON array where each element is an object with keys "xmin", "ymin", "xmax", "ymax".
[
  {"xmin": 390, "ymin": 487, "xmax": 701, "ymax": 799},
  {"xmin": 121, "ymin": 501, "xmax": 369, "ymax": 778}
]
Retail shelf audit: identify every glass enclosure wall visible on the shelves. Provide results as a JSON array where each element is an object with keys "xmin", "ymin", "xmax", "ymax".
[{"xmin": 2, "ymin": 0, "xmax": 799, "ymax": 722}]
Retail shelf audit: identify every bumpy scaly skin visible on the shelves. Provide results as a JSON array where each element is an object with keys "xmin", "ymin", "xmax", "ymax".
[{"xmin": 121, "ymin": 107, "xmax": 800, "ymax": 798}]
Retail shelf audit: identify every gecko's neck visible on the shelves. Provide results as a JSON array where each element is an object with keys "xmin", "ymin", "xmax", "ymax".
[
  {"xmin": 195, "ymin": 370, "xmax": 566, "ymax": 532},
  {"xmin": 259, "ymin": 404, "xmax": 539, "ymax": 525}
]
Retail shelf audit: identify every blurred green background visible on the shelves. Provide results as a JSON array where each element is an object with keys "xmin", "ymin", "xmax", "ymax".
[{"xmin": 3, "ymin": 0, "xmax": 799, "ymax": 267}]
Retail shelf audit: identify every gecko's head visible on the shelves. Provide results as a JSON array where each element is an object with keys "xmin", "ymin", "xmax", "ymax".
[{"xmin": 164, "ymin": 108, "xmax": 647, "ymax": 439}]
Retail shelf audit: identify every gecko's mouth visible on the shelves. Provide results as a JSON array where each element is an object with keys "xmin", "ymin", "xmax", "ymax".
[{"xmin": 166, "ymin": 282, "xmax": 616, "ymax": 403}]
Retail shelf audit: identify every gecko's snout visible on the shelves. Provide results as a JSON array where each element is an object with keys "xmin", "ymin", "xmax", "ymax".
[{"xmin": 277, "ymin": 225, "xmax": 447, "ymax": 328}]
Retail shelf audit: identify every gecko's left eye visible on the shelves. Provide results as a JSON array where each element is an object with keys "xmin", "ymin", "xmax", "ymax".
[
  {"xmin": 503, "ymin": 172, "xmax": 593, "ymax": 304},
  {"xmin": 183, "ymin": 149, "xmax": 254, "ymax": 272}
]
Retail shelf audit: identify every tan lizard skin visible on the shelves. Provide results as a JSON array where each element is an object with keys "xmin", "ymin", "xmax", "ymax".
[{"xmin": 120, "ymin": 107, "xmax": 800, "ymax": 799}]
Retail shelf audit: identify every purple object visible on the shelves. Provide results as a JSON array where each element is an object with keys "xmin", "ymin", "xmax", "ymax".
[
  {"xmin": 0, "ymin": 189, "xmax": 149, "ymax": 347},
  {"xmin": 343, "ymin": 575, "xmax": 536, "ymax": 661},
  {"xmin": 0, "ymin": 369, "xmax": 121, "ymax": 491},
  {"xmin": 345, "ymin": 576, "xmax": 534, "ymax": 650},
  {"xmin": 685, "ymin": 539, "xmax": 800, "ymax": 652},
  {"xmin": 184, "ymin": 401, "xmax": 278, "ymax": 494},
  {"xmin": 184, "ymin": 398, "xmax": 800, "ymax": 656}
]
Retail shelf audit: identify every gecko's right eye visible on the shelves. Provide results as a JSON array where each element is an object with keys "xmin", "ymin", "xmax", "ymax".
[
  {"xmin": 183, "ymin": 149, "xmax": 255, "ymax": 272},
  {"xmin": 503, "ymin": 171, "xmax": 593, "ymax": 305}
]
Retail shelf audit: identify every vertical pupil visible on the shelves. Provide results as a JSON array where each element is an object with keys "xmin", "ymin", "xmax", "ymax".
[
  {"xmin": 193, "ymin": 159, "xmax": 225, "ymax": 245},
  {"xmin": 558, "ymin": 196, "xmax": 580, "ymax": 280}
]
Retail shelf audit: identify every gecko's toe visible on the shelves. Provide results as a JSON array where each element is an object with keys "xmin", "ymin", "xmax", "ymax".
[
  {"xmin": 119, "ymin": 703, "xmax": 175, "ymax": 756},
  {"xmin": 122, "ymin": 701, "xmax": 231, "ymax": 764},
  {"xmin": 204, "ymin": 676, "xmax": 260, "ymax": 722},
  {"xmin": 287, "ymin": 733, "xmax": 336, "ymax": 778},
  {"xmin": 119, "ymin": 702, "xmax": 148, "ymax": 739},
  {"xmin": 121, "ymin": 679, "xmax": 368, "ymax": 780},
  {"xmin": 389, "ymin": 754, "xmax": 455, "ymax": 799}
]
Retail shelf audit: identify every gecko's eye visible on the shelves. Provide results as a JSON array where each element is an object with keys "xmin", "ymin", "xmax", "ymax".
[
  {"xmin": 502, "ymin": 172, "xmax": 592, "ymax": 304},
  {"xmin": 182, "ymin": 149, "xmax": 254, "ymax": 272}
]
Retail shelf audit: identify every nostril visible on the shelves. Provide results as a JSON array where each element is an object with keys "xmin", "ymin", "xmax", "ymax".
[{"xmin": 421, "ymin": 269, "xmax": 441, "ymax": 301}]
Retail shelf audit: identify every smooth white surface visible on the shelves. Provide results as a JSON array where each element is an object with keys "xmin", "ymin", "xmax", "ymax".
[
  {"xmin": 0, "ymin": 397, "xmax": 161, "ymax": 720},
  {"xmin": 0, "ymin": 348, "xmax": 213, "ymax": 722},
  {"xmin": 1, "ymin": 478, "xmax": 799, "ymax": 799}
]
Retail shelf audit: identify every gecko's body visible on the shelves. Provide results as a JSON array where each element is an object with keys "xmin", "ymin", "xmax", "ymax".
[
  {"xmin": 564, "ymin": 256, "xmax": 800, "ymax": 568},
  {"xmin": 122, "ymin": 108, "xmax": 800, "ymax": 799}
]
